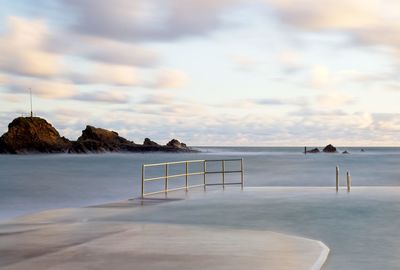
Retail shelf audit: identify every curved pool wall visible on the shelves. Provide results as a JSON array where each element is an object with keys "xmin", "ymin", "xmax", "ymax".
[{"xmin": 125, "ymin": 187, "xmax": 400, "ymax": 270}]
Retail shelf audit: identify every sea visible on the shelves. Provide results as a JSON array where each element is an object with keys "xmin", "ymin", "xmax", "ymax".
[
  {"xmin": 2, "ymin": 146, "xmax": 400, "ymax": 269},
  {"xmin": 1, "ymin": 146, "xmax": 400, "ymax": 221}
]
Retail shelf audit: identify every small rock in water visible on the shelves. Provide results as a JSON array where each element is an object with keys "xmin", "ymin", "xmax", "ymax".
[
  {"xmin": 342, "ymin": 150, "xmax": 350, "ymax": 154},
  {"xmin": 306, "ymin": 148, "xmax": 320, "ymax": 153},
  {"xmin": 323, "ymin": 144, "xmax": 337, "ymax": 153}
]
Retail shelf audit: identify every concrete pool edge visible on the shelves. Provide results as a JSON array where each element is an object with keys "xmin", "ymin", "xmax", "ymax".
[{"xmin": 0, "ymin": 189, "xmax": 332, "ymax": 270}]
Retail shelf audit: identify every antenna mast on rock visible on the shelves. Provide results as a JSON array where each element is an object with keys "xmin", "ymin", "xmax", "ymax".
[{"xmin": 30, "ymin": 88, "xmax": 33, "ymax": 118}]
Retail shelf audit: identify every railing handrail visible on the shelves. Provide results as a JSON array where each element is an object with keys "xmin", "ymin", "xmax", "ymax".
[{"xmin": 141, "ymin": 159, "xmax": 244, "ymax": 197}]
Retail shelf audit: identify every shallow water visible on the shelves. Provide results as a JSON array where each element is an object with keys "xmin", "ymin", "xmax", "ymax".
[
  {"xmin": 127, "ymin": 187, "xmax": 400, "ymax": 270},
  {"xmin": 1, "ymin": 147, "xmax": 400, "ymax": 220}
]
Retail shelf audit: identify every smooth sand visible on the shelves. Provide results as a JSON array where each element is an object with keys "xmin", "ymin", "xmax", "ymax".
[{"xmin": 0, "ymin": 196, "xmax": 329, "ymax": 270}]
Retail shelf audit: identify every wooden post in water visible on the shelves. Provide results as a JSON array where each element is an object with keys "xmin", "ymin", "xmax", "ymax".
[
  {"xmin": 347, "ymin": 171, "xmax": 351, "ymax": 192},
  {"xmin": 336, "ymin": 166, "xmax": 339, "ymax": 192}
]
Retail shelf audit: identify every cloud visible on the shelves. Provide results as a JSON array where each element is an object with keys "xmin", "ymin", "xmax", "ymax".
[
  {"xmin": 75, "ymin": 37, "xmax": 160, "ymax": 67},
  {"xmin": 277, "ymin": 50, "xmax": 303, "ymax": 73},
  {"xmin": 146, "ymin": 69, "xmax": 189, "ymax": 89},
  {"xmin": 7, "ymin": 78, "xmax": 77, "ymax": 99},
  {"xmin": 316, "ymin": 94, "xmax": 355, "ymax": 108},
  {"xmin": 70, "ymin": 63, "xmax": 139, "ymax": 86},
  {"xmin": 230, "ymin": 54, "xmax": 260, "ymax": 71},
  {"xmin": 0, "ymin": 16, "xmax": 62, "ymax": 78},
  {"xmin": 264, "ymin": 0, "xmax": 400, "ymax": 54},
  {"xmin": 73, "ymin": 90, "xmax": 130, "ymax": 103},
  {"xmin": 62, "ymin": 0, "xmax": 240, "ymax": 41},
  {"xmin": 310, "ymin": 65, "xmax": 333, "ymax": 88}
]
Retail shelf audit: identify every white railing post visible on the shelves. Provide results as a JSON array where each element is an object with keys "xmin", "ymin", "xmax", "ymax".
[
  {"xmin": 185, "ymin": 161, "xmax": 189, "ymax": 191},
  {"xmin": 203, "ymin": 160, "xmax": 207, "ymax": 190},
  {"xmin": 165, "ymin": 164, "xmax": 168, "ymax": 193},
  {"xmin": 240, "ymin": 158, "xmax": 244, "ymax": 188},
  {"xmin": 141, "ymin": 164, "xmax": 145, "ymax": 198},
  {"xmin": 222, "ymin": 160, "xmax": 225, "ymax": 188}
]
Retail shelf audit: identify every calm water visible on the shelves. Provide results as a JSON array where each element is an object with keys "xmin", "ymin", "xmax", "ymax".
[
  {"xmin": 1, "ymin": 147, "xmax": 400, "ymax": 220},
  {"xmin": 2, "ymin": 147, "xmax": 400, "ymax": 269}
]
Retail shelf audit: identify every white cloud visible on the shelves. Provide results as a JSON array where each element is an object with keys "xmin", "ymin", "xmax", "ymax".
[
  {"xmin": 264, "ymin": 0, "xmax": 400, "ymax": 55},
  {"xmin": 7, "ymin": 78, "xmax": 77, "ymax": 99},
  {"xmin": 76, "ymin": 37, "xmax": 160, "ymax": 67},
  {"xmin": 73, "ymin": 90, "xmax": 130, "ymax": 103},
  {"xmin": 71, "ymin": 63, "xmax": 139, "ymax": 86},
  {"xmin": 147, "ymin": 69, "xmax": 189, "ymax": 89},
  {"xmin": 310, "ymin": 66, "xmax": 333, "ymax": 89},
  {"xmin": 0, "ymin": 17, "xmax": 63, "ymax": 78},
  {"xmin": 316, "ymin": 94, "xmax": 354, "ymax": 108},
  {"xmin": 62, "ymin": 0, "xmax": 240, "ymax": 41}
]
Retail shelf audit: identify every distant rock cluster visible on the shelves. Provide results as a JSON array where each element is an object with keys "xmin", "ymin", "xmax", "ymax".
[
  {"xmin": 305, "ymin": 145, "xmax": 364, "ymax": 154},
  {"xmin": 305, "ymin": 144, "xmax": 338, "ymax": 154},
  {"xmin": 0, "ymin": 117, "xmax": 195, "ymax": 154}
]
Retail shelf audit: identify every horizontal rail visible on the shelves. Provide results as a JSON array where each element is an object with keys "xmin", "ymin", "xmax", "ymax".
[
  {"xmin": 140, "ymin": 159, "xmax": 244, "ymax": 197},
  {"xmin": 205, "ymin": 170, "xmax": 243, "ymax": 174},
  {"xmin": 204, "ymin": 159, "xmax": 243, "ymax": 162},
  {"xmin": 144, "ymin": 172, "xmax": 204, "ymax": 182},
  {"xmin": 144, "ymin": 160, "xmax": 205, "ymax": 167},
  {"xmin": 205, "ymin": 182, "xmax": 243, "ymax": 186}
]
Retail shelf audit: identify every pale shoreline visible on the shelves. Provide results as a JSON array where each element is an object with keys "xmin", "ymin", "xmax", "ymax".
[{"xmin": 0, "ymin": 189, "xmax": 330, "ymax": 270}]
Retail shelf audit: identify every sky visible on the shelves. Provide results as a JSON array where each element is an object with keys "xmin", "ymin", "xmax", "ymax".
[{"xmin": 0, "ymin": 0, "xmax": 400, "ymax": 146}]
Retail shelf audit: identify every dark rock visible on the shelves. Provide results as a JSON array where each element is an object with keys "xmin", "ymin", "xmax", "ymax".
[
  {"xmin": 361, "ymin": 149, "xmax": 365, "ymax": 152},
  {"xmin": 143, "ymin": 138, "xmax": 159, "ymax": 147},
  {"xmin": 323, "ymin": 144, "xmax": 337, "ymax": 153},
  {"xmin": 71, "ymin": 125, "xmax": 135, "ymax": 153},
  {"xmin": 166, "ymin": 139, "xmax": 187, "ymax": 149},
  {"xmin": 0, "ymin": 117, "xmax": 196, "ymax": 154},
  {"xmin": 0, "ymin": 117, "xmax": 71, "ymax": 154},
  {"xmin": 306, "ymin": 148, "xmax": 320, "ymax": 153},
  {"xmin": 342, "ymin": 150, "xmax": 350, "ymax": 154}
]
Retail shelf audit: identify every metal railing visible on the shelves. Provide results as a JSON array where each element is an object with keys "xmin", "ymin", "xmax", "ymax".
[{"xmin": 141, "ymin": 159, "xmax": 244, "ymax": 197}]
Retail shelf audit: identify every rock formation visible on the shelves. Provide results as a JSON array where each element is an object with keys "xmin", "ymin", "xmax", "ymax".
[
  {"xmin": 0, "ymin": 117, "xmax": 194, "ymax": 154},
  {"xmin": 306, "ymin": 148, "xmax": 320, "ymax": 153},
  {"xmin": 0, "ymin": 117, "xmax": 71, "ymax": 154},
  {"xmin": 323, "ymin": 144, "xmax": 337, "ymax": 153},
  {"xmin": 71, "ymin": 125, "xmax": 136, "ymax": 153},
  {"xmin": 143, "ymin": 138, "xmax": 159, "ymax": 147},
  {"xmin": 166, "ymin": 139, "xmax": 187, "ymax": 149}
]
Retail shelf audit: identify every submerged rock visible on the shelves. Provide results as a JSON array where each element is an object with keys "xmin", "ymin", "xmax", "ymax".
[
  {"xmin": 323, "ymin": 144, "xmax": 337, "ymax": 153},
  {"xmin": 0, "ymin": 117, "xmax": 71, "ymax": 154},
  {"xmin": 342, "ymin": 150, "xmax": 350, "ymax": 154}
]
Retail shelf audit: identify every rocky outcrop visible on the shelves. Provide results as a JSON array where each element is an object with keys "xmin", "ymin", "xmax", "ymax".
[
  {"xmin": 71, "ymin": 125, "xmax": 136, "ymax": 153},
  {"xmin": 166, "ymin": 139, "xmax": 187, "ymax": 149},
  {"xmin": 0, "ymin": 117, "xmax": 195, "ymax": 154},
  {"xmin": 0, "ymin": 117, "xmax": 71, "ymax": 154},
  {"xmin": 143, "ymin": 138, "xmax": 159, "ymax": 147},
  {"xmin": 323, "ymin": 144, "xmax": 337, "ymax": 153},
  {"xmin": 306, "ymin": 148, "xmax": 320, "ymax": 153}
]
